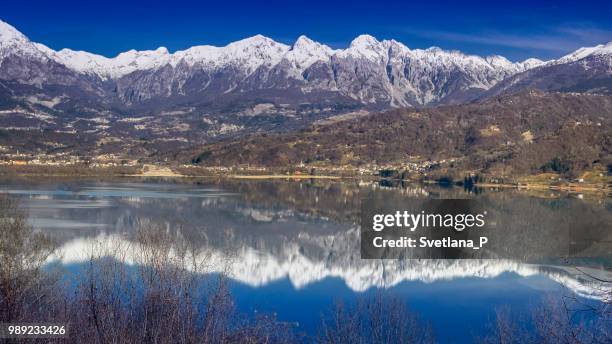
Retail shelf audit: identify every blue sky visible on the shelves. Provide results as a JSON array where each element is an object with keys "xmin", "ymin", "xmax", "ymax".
[{"xmin": 3, "ymin": 0, "xmax": 612, "ymax": 61}]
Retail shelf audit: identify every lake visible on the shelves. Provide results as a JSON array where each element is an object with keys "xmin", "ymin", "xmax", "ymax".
[{"xmin": 0, "ymin": 178, "xmax": 610, "ymax": 343}]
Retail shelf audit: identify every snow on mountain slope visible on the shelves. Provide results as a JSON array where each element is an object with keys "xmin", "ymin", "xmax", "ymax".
[
  {"xmin": 0, "ymin": 20, "xmax": 49, "ymax": 60},
  {"xmin": 284, "ymin": 35, "xmax": 334, "ymax": 73},
  {"xmin": 2, "ymin": 18, "xmax": 610, "ymax": 107},
  {"xmin": 50, "ymin": 36, "xmax": 289, "ymax": 79},
  {"xmin": 520, "ymin": 57, "xmax": 546, "ymax": 69},
  {"xmin": 556, "ymin": 41, "xmax": 612, "ymax": 64},
  {"xmin": 339, "ymin": 34, "xmax": 389, "ymax": 61},
  {"xmin": 54, "ymin": 47, "xmax": 172, "ymax": 78},
  {"xmin": 484, "ymin": 41, "xmax": 612, "ymax": 97},
  {"xmin": 0, "ymin": 18, "xmax": 547, "ymax": 80},
  {"xmin": 0, "ymin": 19, "xmax": 22, "ymax": 41}
]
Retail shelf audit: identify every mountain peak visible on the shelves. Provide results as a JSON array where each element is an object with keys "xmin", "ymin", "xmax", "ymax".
[
  {"xmin": 115, "ymin": 47, "xmax": 170, "ymax": 59},
  {"xmin": 155, "ymin": 46, "xmax": 169, "ymax": 54},
  {"xmin": 344, "ymin": 34, "xmax": 386, "ymax": 60},
  {"xmin": 520, "ymin": 58, "xmax": 545, "ymax": 69},
  {"xmin": 228, "ymin": 34, "xmax": 283, "ymax": 49},
  {"xmin": 291, "ymin": 35, "xmax": 333, "ymax": 54},
  {"xmin": 0, "ymin": 19, "xmax": 28, "ymax": 43},
  {"xmin": 285, "ymin": 35, "xmax": 333, "ymax": 72},
  {"xmin": 424, "ymin": 46, "xmax": 444, "ymax": 54},
  {"xmin": 350, "ymin": 34, "xmax": 380, "ymax": 48},
  {"xmin": 384, "ymin": 39, "xmax": 410, "ymax": 52},
  {"xmin": 292, "ymin": 35, "xmax": 317, "ymax": 49}
]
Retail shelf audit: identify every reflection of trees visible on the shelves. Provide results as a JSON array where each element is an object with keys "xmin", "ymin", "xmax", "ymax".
[
  {"xmin": 24, "ymin": 179, "xmax": 611, "ymax": 257},
  {"xmin": 479, "ymin": 194, "xmax": 612, "ymax": 260},
  {"xmin": 223, "ymin": 179, "xmax": 365, "ymax": 224}
]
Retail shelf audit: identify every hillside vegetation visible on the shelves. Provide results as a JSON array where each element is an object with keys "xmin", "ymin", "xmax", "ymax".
[{"xmin": 188, "ymin": 91, "xmax": 612, "ymax": 180}]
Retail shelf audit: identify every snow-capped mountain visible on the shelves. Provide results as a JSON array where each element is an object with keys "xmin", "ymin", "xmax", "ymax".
[
  {"xmin": 556, "ymin": 41, "xmax": 612, "ymax": 64},
  {"xmin": 52, "ymin": 230, "xmax": 612, "ymax": 301},
  {"xmin": 1, "ymin": 18, "xmax": 611, "ymax": 156},
  {"xmin": 4, "ymin": 18, "xmax": 612, "ymax": 110},
  {"xmin": 0, "ymin": 19, "xmax": 546, "ymax": 108},
  {"xmin": 486, "ymin": 41, "xmax": 612, "ymax": 97}
]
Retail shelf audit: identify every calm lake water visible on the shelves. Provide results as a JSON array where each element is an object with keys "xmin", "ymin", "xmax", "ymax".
[{"xmin": 1, "ymin": 178, "xmax": 610, "ymax": 343}]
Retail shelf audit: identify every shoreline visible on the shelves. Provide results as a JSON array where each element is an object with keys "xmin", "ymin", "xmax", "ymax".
[
  {"xmin": 0, "ymin": 166, "xmax": 609, "ymax": 194},
  {"xmin": 227, "ymin": 174, "xmax": 343, "ymax": 180}
]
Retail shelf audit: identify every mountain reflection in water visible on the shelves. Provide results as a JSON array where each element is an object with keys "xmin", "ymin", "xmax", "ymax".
[{"xmin": 0, "ymin": 178, "xmax": 610, "ymax": 341}]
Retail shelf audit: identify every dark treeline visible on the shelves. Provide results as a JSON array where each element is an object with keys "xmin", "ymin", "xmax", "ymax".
[{"xmin": 0, "ymin": 195, "xmax": 610, "ymax": 343}]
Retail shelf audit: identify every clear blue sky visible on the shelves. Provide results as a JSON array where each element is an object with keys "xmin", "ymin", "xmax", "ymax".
[{"xmin": 3, "ymin": 0, "xmax": 611, "ymax": 61}]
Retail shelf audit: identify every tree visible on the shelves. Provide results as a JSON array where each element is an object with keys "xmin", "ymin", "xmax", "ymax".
[{"xmin": 0, "ymin": 196, "xmax": 57, "ymax": 322}]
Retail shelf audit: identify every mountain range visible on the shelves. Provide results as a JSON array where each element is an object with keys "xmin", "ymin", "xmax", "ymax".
[
  {"xmin": 0, "ymin": 19, "xmax": 611, "ymax": 158},
  {"xmin": 53, "ymin": 231, "xmax": 612, "ymax": 300}
]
